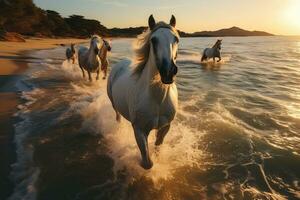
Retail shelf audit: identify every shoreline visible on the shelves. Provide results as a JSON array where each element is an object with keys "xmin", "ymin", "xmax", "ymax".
[{"xmin": 0, "ymin": 37, "xmax": 87, "ymax": 199}]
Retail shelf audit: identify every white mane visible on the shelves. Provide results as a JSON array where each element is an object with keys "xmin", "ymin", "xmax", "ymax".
[{"xmin": 133, "ymin": 22, "xmax": 179, "ymax": 75}]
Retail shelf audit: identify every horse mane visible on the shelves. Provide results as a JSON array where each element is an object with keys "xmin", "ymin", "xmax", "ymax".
[
  {"xmin": 90, "ymin": 35, "xmax": 102, "ymax": 45},
  {"xmin": 213, "ymin": 40, "xmax": 222, "ymax": 49},
  {"xmin": 132, "ymin": 22, "xmax": 179, "ymax": 75}
]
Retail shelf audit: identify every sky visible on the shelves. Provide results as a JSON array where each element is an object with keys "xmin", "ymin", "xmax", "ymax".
[{"xmin": 34, "ymin": 0, "xmax": 300, "ymax": 35}]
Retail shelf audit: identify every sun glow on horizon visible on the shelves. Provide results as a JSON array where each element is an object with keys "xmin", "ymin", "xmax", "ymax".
[{"xmin": 282, "ymin": 0, "xmax": 300, "ymax": 35}]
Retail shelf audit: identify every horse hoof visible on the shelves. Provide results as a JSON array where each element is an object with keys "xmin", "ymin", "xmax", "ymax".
[{"xmin": 140, "ymin": 160, "xmax": 153, "ymax": 170}]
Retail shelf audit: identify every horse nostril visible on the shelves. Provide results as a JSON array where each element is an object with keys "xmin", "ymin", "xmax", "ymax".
[
  {"xmin": 173, "ymin": 65, "xmax": 178, "ymax": 75},
  {"xmin": 94, "ymin": 48, "xmax": 99, "ymax": 54}
]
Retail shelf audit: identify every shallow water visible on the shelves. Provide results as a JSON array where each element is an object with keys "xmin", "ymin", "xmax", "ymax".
[{"xmin": 9, "ymin": 36, "xmax": 300, "ymax": 200}]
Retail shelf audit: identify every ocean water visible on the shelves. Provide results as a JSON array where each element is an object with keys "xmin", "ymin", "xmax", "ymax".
[{"xmin": 9, "ymin": 36, "xmax": 300, "ymax": 200}]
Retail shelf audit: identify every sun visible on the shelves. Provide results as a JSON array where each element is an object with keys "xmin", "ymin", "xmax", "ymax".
[{"xmin": 283, "ymin": 0, "xmax": 300, "ymax": 33}]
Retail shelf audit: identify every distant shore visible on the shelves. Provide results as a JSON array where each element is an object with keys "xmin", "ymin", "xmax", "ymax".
[{"xmin": 0, "ymin": 37, "xmax": 87, "ymax": 199}]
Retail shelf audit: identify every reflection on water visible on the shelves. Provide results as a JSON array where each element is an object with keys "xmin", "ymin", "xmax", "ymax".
[{"xmin": 9, "ymin": 36, "xmax": 300, "ymax": 200}]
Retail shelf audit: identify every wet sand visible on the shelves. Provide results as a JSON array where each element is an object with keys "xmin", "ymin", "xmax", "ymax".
[{"xmin": 0, "ymin": 37, "xmax": 87, "ymax": 199}]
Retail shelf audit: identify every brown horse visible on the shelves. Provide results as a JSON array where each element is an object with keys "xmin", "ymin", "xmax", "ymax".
[{"xmin": 99, "ymin": 39, "xmax": 111, "ymax": 79}]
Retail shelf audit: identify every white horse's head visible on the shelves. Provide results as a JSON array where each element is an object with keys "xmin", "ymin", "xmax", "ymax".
[
  {"xmin": 149, "ymin": 15, "xmax": 179, "ymax": 84},
  {"xmin": 90, "ymin": 35, "xmax": 102, "ymax": 54}
]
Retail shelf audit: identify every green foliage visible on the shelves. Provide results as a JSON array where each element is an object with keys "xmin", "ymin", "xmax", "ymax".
[
  {"xmin": 0, "ymin": 0, "xmax": 44, "ymax": 35},
  {"xmin": 109, "ymin": 26, "xmax": 146, "ymax": 37},
  {"xmin": 0, "ymin": 0, "xmax": 109, "ymax": 37},
  {"xmin": 65, "ymin": 15, "xmax": 108, "ymax": 37}
]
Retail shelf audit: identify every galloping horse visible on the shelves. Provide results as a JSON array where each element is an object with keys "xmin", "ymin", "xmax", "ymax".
[
  {"xmin": 99, "ymin": 39, "xmax": 111, "ymax": 79},
  {"xmin": 201, "ymin": 39, "xmax": 222, "ymax": 62},
  {"xmin": 78, "ymin": 35, "xmax": 109, "ymax": 81},
  {"xmin": 107, "ymin": 15, "xmax": 179, "ymax": 169},
  {"xmin": 66, "ymin": 43, "xmax": 76, "ymax": 64}
]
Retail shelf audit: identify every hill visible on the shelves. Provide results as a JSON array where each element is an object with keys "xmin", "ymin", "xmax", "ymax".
[
  {"xmin": 0, "ymin": 0, "xmax": 274, "ymax": 39},
  {"xmin": 0, "ymin": 0, "xmax": 109, "ymax": 38},
  {"xmin": 180, "ymin": 26, "xmax": 273, "ymax": 37}
]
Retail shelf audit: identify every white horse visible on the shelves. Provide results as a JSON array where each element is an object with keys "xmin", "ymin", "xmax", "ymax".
[
  {"xmin": 201, "ymin": 39, "xmax": 222, "ymax": 62},
  {"xmin": 107, "ymin": 15, "xmax": 179, "ymax": 169},
  {"xmin": 66, "ymin": 43, "xmax": 76, "ymax": 64},
  {"xmin": 78, "ymin": 35, "xmax": 111, "ymax": 81}
]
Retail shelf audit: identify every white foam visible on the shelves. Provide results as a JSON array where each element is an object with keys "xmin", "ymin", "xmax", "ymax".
[
  {"xmin": 177, "ymin": 51, "xmax": 231, "ymax": 66},
  {"xmin": 65, "ymin": 78, "xmax": 204, "ymax": 183},
  {"xmin": 61, "ymin": 60, "xmax": 84, "ymax": 80},
  {"xmin": 9, "ymin": 88, "xmax": 44, "ymax": 200}
]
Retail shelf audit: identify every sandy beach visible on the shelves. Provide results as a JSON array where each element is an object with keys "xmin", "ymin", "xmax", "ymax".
[{"xmin": 0, "ymin": 37, "xmax": 87, "ymax": 199}]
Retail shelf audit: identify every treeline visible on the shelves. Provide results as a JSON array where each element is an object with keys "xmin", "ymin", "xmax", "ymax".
[
  {"xmin": 0, "ymin": 0, "xmax": 273, "ymax": 39},
  {"xmin": 0, "ymin": 0, "xmax": 134, "ymax": 38}
]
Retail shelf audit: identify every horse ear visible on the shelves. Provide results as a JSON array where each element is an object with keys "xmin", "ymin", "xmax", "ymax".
[
  {"xmin": 148, "ymin": 15, "xmax": 156, "ymax": 30},
  {"xmin": 170, "ymin": 15, "xmax": 176, "ymax": 27}
]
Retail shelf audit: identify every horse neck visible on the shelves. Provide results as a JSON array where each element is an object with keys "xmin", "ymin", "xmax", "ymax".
[
  {"xmin": 99, "ymin": 45, "xmax": 107, "ymax": 61},
  {"xmin": 139, "ymin": 49, "xmax": 170, "ymax": 103},
  {"xmin": 212, "ymin": 43, "xmax": 220, "ymax": 50},
  {"xmin": 87, "ymin": 48, "xmax": 98, "ymax": 64}
]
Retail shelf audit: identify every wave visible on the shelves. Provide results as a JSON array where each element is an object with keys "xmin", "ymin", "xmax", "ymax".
[
  {"xmin": 9, "ymin": 37, "xmax": 300, "ymax": 199},
  {"xmin": 9, "ymin": 87, "xmax": 44, "ymax": 200}
]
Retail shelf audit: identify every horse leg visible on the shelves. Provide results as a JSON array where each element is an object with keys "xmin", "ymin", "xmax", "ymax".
[
  {"xmin": 201, "ymin": 54, "xmax": 206, "ymax": 62},
  {"xmin": 133, "ymin": 126, "xmax": 153, "ymax": 169},
  {"xmin": 101, "ymin": 60, "xmax": 108, "ymax": 79},
  {"xmin": 79, "ymin": 63, "xmax": 85, "ymax": 78},
  {"xmin": 217, "ymin": 56, "xmax": 221, "ymax": 62},
  {"xmin": 96, "ymin": 68, "xmax": 100, "ymax": 80},
  {"xmin": 103, "ymin": 67, "xmax": 107, "ymax": 80},
  {"xmin": 155, "ymin": 125, "xmax": 170, "ymax": 146},
  {"xmin": 213, "ymin": 57, "xmax": 216, "ymax": 62},
  {"xmin": 88, "ymin": 71, "xmax": 92, "ymax": 82}
]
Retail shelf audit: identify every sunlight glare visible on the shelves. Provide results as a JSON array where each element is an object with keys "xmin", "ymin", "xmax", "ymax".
[{"xmin": 283, "ymin": 0, "xmax": 300, "ymax": 32}]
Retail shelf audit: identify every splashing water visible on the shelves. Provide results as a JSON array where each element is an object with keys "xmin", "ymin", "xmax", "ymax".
[
  {"xmin": 65, "ymin": 67, "xmax": 204, "ymax": 182},
  {"xmin": 9, "ymin": 37, "xmax": 300, "ymax": 199}
]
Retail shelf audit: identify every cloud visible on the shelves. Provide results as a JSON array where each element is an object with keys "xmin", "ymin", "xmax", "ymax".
[
  {"xmin": 158, "ymin": 4, "xmax": 186, "ymax": 10},
  {"xmin": 103, "ymin": 1, "xmax": 128, "ymax": 7},
  {"xmin": 90, "ymin": 0, "xmax": 128, "ymax": 7}
]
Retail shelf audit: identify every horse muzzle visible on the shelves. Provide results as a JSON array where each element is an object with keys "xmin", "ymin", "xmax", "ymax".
[
  {"xmin": 107, "ymin": 46, "xmax": 112, "ymax": 51},
  {"xmin": 160, "ymin": 62, "xmax": 178, "ymax": 85},
  {"xmin": 94, "ymin": 47, "xmax": 99, "ymax": 54}
]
